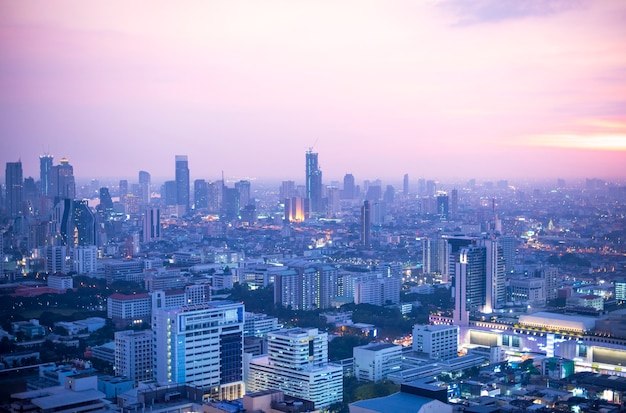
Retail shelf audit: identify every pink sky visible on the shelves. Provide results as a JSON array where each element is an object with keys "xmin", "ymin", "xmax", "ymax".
[{"xmin": 1, "ymin": 0, "xmax": 625, "ymax": 184}]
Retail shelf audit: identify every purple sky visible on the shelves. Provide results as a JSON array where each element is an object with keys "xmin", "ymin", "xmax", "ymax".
[{"xmin": 1, "ymin": 0, "xmax": 625, "ymax": 184}]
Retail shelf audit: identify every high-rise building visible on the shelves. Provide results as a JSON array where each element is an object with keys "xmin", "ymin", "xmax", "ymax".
[
  {"xmin": 175, "ymin": 155, "xmax": 190, "ymax": 212},
  {"xmin": 412, "ymin": 324, "xmax": 459, "ymax": 360},
  {"xmin": 194, "ymin": 179, "xmax": 208, "ymax": 210},
  {"xmin": 54, "ymin": 199, "xmax": 97, "ymax": 247},
  {"xmin": 422, "ymin": 237, "xmax": 441, "ymax": 275},
  {"xmin": 305, "ymin": 150, "xmax": 323, "ymax": 214},
  {"xmin": 72, "ymin": 245, "xmax": 98, "ymax": 274},
  {"xmin": 403, "ymin": 174, "xmax": 409, "ymax": 198},
  {"xmin": 284, "ymin": 197, "xmax": 305, "ymax": 223},
  {"xmin": 450, "ymin": 189, "xmax": 458, "ymax": 218},
  {"xmin": 361, "ymin": 200, "xmax": 371, "ymax": 248},
  {"xmin": 115, "ymin": 330, "xmax": 153, "ymax": 385},
  {"xmin": 452, "ymin": 238, "xmax": 505, "ymax": 325},
  {"xmin": 142, "ymin": 208, "xmax": 161, "ymax": 243},
  {"xmin": 153, "ymin": 301, "xmax": 245, "ymax": 400},
  {"xmin": 162, "ymin": 180, "xmax": 177, "ymax": 206},
  {"xmin": 119, "ymin": 179, "xmax": 128, "ymax": 204},
  {"xmin": 280, "ymin": 180, "xmax": 296, "ymax": 200},
  {"xmin": 247, "ymin": 328, "xmax": 343, "ymax": 409},
  {"xmin": 39, "ymin": 154, "xmax": 54, "ymax": 197},
  {"xmin": 436, "ymin": 193, "xmax": 449, "ymax": 220},
  {"xmin": 5, "ymin": 161, "xmax": 23, "ymax": 217},
  {"xmin": 342, "ymin": 173, "xmax": 355, "ymax": 200},
  {"xmin": 55, "ymin": 158, "xmax": 75, "ymax": 199},
  {"xmin": 326, "ymin": 186, "xmax": 340, "ymax": 217},
  {"xmin": 273, "ymin": 264, "xmax": 338, "ymax": 310},
  {"xmin": 138, "ymin": 171, "xmax": 151, "ymax": 205},
  {"xmin": 498, "ymin": 235, "xmax": 516, "ymax": 273},
  {"xmin": 235, "ymin": 180, "xmax": 251, "ymax": 208},
  {"xmin": 222, "ymin": 187, "xmax": 240, "ymax": 220}
]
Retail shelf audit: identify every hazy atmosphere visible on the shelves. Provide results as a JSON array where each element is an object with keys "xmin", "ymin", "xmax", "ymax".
[{"xmin": 1, "ymin": 0, "xmax": 625, "ymax": 182}]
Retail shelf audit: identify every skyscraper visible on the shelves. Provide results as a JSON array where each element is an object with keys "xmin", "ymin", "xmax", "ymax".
[
  {"xmin": 361, "ymin": 200, "xmax": 371, "ymax": 248},
  {"xmin": 142, "ymin": 207, "xmax": 161, "ymax": 243},
  {"xmin": 342, "ymin": 173, "xmax": 355, "ymax": 200},
  {"xmin": 403, "ymin": 173, "xmax": 409, "ymax": 198},
  {"xmin": 305, "ymin": 150, "xmax": 322, "ymax": 214},
  {"xmin": 194, "ymin": 179, "xmax": 208, "ymax": 210},
  {"xmin": 452, "ymin": 238, "xmax": 506, "ymax": 325},
  {"xmin": 55, "ymin": 157, "xmax": 75, "ymax": 199},
  {"xmin": 175, "ymin": 155, "xmax": 190, "ymax": 212},
  {"xmin": 235, "ymin": 180, "xmax": 251, "ymax": 208},
  {"xmin": 119, "ymin": 179, "xmax": 128, "ymax": 204},
  {"xmin": 436, "ymin": 193, "xmax": 449, "ymax": 220},
  {"xmin": 138, "ymin": 170, "xmax": 151, "ymax": 205},
  {"xmin": 5, "ymin": 161, "xmax": 23, "ymax": 217},
  {"xmin": 39, "ymin": 154, "xmax": 54, "ymax": 197}
]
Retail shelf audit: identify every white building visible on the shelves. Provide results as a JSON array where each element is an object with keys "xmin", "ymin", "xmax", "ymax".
[
  {"xmin": 72, "ymin": 245, "xmax": 98, "ymax": 275},
  {"xmin": 353, "ymin": 343, "xmax": 402, "ymax": 382},
  {"xmin": 48, "ymin": 273, "xmax": 73, "ymax": 291},
  {"xmin": 107, "ymin": 293, "xmax": 151, "ymax": 328},
  {"xmin": 115, "ymin": 330, "xmax": 153, "ymax": 384},
  {"xmin": 153, "ymin": 301, "xmax": 245, "ymax": 400},
  {"xmin": 44, "ymin": 245, "xmax": 69, "ymax": 274},
  {"xmin": 353, "ymin": 275, "xmax": 401, "ymax": 306},
  {"xmin": 243, "ymin": 312, "xmax": 280, "ymax": 338},
  {"xmin": 247, "ymin": 328, "xmax": 343, "ymax": 409},
  {"xmin": 412, "ymin": 324, "xmax": 459, "ymax": 360}
]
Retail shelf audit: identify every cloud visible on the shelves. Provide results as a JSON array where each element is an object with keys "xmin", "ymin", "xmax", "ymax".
[{"xmin": 440, "ymin": 0, "xmax": 586, "ymax": 25}]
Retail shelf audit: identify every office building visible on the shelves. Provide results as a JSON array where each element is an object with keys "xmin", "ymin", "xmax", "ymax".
[
  {"xmin": 353, "ymin": 275, "xmax": 401, "ymax": 306},
  {"xmin": 280, "ymin": 180, "xmax": 296, "ymax": 200},
  {"xmin": 107, "ymin": 293, "xmax": 151, "ymax": 328},
  {"xmin": 138, "ymin": 170, "xmax": 151, "ymax": 205},
  {"xmin": 53, "ymin": 199, "xmax": 97, "ymax": 247},
  {"xmin": 244, "ymin": 312, "xmax": 280, "ymax": 338},
  {"xmin": 47, "ymin": 273, "xmax": 73, "ymax": 291},
  {"xmin": 452, "ymin": 238, "xmax": 505, "ymax": 325},
  {"xmin": 284, "ymin": 197, "xmax": 305, "ymax": 223},
  {"xmin": 305, "ymin": 150, "xmax": 323, "ymax": 214},
  {"xmin": 450, "ymin": 189, "xmax": 458, "ymax": 218},
  {"xmin": 222, "ymin": 187, "xmax": 240, "ymax": 220},
  {"xmin": 43, "ymin": 245, "xmax": 70, "ymax": 274},
  {"xmin": 194, "ymin": 179, "xmax": 208, "ymax": 210},
  {"xmin": 119, "ymin": 179, "xmax": 128, "ymax": 204},
  {"xmin": 175, "ymin": 155, "xmax": 190, "ymax": 212},
  {"xmin": 39, "ymin": 154, "xmax": 54, "ymax": 197},
  {"xmin": 142, "ymin": 207, "xmax": 161, "ymax": 243},
  {"xmin": 72, "ymin": 245, "xmax": 98, "ymax": 274},
  {"xmin": 436, "ymin": 193, "xmax": 448, "ymax": 220},
  {"xmin": 361, "ymin": 201, "xmax": 371, "ymax": 248},
  {"xmin": 342, "ymin": 173, "xmax": 355, "ymax": 199},
  {"xmin": 353, "ymin": 343, "xmax": 402, "ymax": 382},
  {"xmin": 5, "ymin": 161, "xmax": 23, "ymax": 217},
  {"xmin": 247, "ymin": 328, "xmax": 343, "ymax": 409},
  {"xmin": 55, "ymin": 157, "xmax": 76, "ymax": 199},
  {"xmin": 403, "ymin": 174, "xmax": 409, "ymax": 198},
  {"xmin": 412, "ymin": 324, "xmax": 459, "ymax": 360},
  {"xmin": 235, "ymin": 180, "xmax": 251, "ymax": 208},
  {"xmin": 153, "ymin": 301, "xmax": 245, "ymax": 400},
  {"xmin": 115, "ymin": 330, "xmax": 153, "ymax": 384}
]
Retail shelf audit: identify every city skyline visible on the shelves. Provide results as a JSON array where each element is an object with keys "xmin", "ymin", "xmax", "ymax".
[{"xmin": 1, "ymin": 1, "xmax": 625, "ymax": 181}]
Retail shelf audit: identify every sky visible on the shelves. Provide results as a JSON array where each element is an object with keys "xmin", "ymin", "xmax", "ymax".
[{"xmin": 1, "ymin": 0, "xmax": 625, "ymax": 185}]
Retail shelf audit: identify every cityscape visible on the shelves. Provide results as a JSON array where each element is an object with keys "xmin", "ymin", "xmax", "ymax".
[
  {"xmin": 0, "ymin": 150, "xmax": 625, "ymax": 413},
  {"xmin": 1, "ymin": 1, "xmax": 626, "ymax": 413}
]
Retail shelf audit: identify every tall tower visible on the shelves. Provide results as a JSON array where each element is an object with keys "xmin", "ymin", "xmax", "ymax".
[
  {"xmin": 138, "ymin": 170, "xmax": 151, "ymax": 205},
  {"xmin": 235, "ymin": 180, "xmax": 251, "ymax": 208},
  {"xmin": 194, "ymin": 179, "xmax": 208, "ymax": 210},
  {"xmin": 39, "ymin": 154, "xmax": 54, "ymax": 197},
  {"xmin": 403, "ymin": 173, "xmax": 409, "ymax": 198},
  {"xmin": 175, "ymin": 155, "xmax": 190, "ymax": 212},
  {"xmin": 55, "ymin": 157, "xmax": 75, "ymax": 199},
  {"xmin": 305, "ymin": 150, "xmax": 322, "ymax": 214},
  {"xmin": 361, "ymin": 200, "xmax": 371, "ymax": 248},
  {"xmin": 5, "ymin": 161, "xmax": 23, "ymax": 217},
  {"xmin": 342, "ymin": 173, "xmax": 355, "ymax": 199},
  {"xmin": 142, "ymin": 207, "xmax": 161, "ymax": 243}
]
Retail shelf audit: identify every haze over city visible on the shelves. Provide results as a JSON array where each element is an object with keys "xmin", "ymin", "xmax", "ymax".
[{"xmin": 1, "ymin": 0, "xmax": 626, "ymax": 182}]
